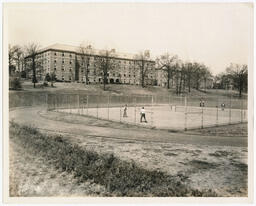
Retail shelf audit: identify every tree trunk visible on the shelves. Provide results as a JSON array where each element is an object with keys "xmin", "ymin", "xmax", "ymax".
[
  {"xmin": 85, "ymin": 58, "xmax": 90, "ymax": 85},
  {"xmin": 167, "ymin": 68, "xmax": 170, "ymax": 89},
  {"xmin": 32, "ymin": 57, "xmax": 36, "ymax": 88},
  {"xmin": 141, "ymin": 61, "xmax": 145, "ymax": 88},
  {"xmin": 179, "ymin": 72, "xmax": 182, "ymax": 94},
  {"xmin": 175, "ymin": 74, "xmax": 179, "ymax": 95},
  {"xmin": 188, "ymin": 74, "xmax": 191, "ymax": 93}
]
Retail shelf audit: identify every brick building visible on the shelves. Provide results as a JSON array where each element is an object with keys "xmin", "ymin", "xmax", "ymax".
[{"xmin": 25, "ymin": 43, "xmax": 156, "ymax": 86}]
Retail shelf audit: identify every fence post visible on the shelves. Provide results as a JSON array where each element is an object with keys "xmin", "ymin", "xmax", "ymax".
[
  {"xmin": 216, "ymin": 98, "xmax": 219, "ymax": 126},
  {"xmin": 201, "ymin": 106, "xmax": 204, "ymax": 129},
  {"xmin": 96, "ymin": 95, "xmax": 99, "ymax": 119},
  {"xmin": 229, "ymin": 94, "xmax": 232, "ymax": 124},
  {"xmin": 55, "ymin": 95, "xmax": 57, "ymax": 111},
  {"xmin": 134, "ymin": 97, "xmax": 137, "ymax": 124},
  {"xmin": 69, "ymin": 95, "xmax": 71, "ymax": 114},
  {"xmin": 119, "ymin": 96, "xmax": 122, "ymax": 122},
  {"xmin": 151, "ymin": 95, "xmax": 153, "ymax": 127},
  {"xmin": 32, "ymin": 94, "xmax": 35, "ymax": 107},
  {"xmin": 87, "ymin": 95, "xmax": 89, "ymax": 115},
  {"xmin": 46, "ymin": 93, "xmax": 48, "ymax": 110},
  {"xmin": 81, "ymin": 95, "xmax": 84, "ymax": 115},
  {"xmin": 77, "ymin": 94, "xmax": 80, "ymax": 115},
  {"xmin": 184, "ymin": 96, "xmax": 187, "ymax": 131},
  {"xmin": 45, "ymin": 93, "xmax": 48, "ymax": 109},
  {"xmin": 108, "ymin": 95, "xmax": 110, "ymax": 120},
  {"xmin": 240, "ymin": 98, "xmax": 243, "ymax": 123}
]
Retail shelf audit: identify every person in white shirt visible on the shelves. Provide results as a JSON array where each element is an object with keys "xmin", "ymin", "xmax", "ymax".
[
  {"xmin": 123, "ymin": 104, "xmax": 128, "ymax": 117},
  {"xmin": 140, "ymin": 107, "xmax": 147, "ymax": 123}
]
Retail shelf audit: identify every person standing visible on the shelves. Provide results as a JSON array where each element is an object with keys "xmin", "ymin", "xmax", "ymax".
[
  {"xmin": 221, "ymin": 103, "xmax": 225, "ymax": 111},
  {"xmin": 140, "ymin": 107, "xmax": 147, "ymax": 123},
  {"xmin": 123, "ymin": 104, "xmax": 128, "ymax": 117}
]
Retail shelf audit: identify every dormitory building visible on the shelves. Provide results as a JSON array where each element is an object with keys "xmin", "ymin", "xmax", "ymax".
[{"xmin": 25, "ymin": 43, "xmax": 157, "ymax": 86}]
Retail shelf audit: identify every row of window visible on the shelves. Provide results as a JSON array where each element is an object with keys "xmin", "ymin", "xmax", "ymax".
[
  {"xmin": 54, "ymin": 59, "xmax": 73, "ymax": 64},
  {"xmin": 54, "ymin": 52, "xmax": 73, "ymax": 58}
]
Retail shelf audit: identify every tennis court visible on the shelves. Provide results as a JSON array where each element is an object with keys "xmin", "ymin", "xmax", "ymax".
[{"xmin": 58, "ymin": 104, "xmax": 248, "ymax": 130}]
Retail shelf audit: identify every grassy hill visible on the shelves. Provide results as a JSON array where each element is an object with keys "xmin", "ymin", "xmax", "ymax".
[{"xmin": 11, "ymin": 80, "xmax": 247, "ymax": 100}]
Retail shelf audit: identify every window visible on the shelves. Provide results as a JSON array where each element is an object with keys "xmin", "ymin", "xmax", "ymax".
[
  {"xmin": 70, "ymin": 61, "xmax": 72, "ymax": 64},
  {"xmin": 62, "ymin": 60, "xmax": 64, "ymax": 64},
  {"xmin": 70, "ymin": 68, "xmax": 72, "ymax": 72},
  {"xmin": 54, "ymin": 67, "xmax": 57, "ymax": 71},
  {"xmin": 69, "ymin": 76, "xmax": 72, "ymax": 81},
  {"xmin": 124, "ymin": 74, "xmax": 126, "ymax": 77},
  {"xmin": 70, "ymin": 54, "xmax": 72, "ymax": 58},
  {"xmin": 62, "ymin": 76, "xmax": 64, "ymax": 81},
  {"xmin": 62, "ymin": 53, "xmax": 64, "ymax": 57},
  {"xmin": 54, "ymin": 60, "xmax": 57, "ymax": 63},
  {"xmin": 81, "ymin": 70, "xmax": 83, "ymax": 73}
]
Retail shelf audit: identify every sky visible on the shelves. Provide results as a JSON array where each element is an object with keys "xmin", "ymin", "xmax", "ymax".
[{"xmin": 5, "ymin": 2, "xmax": 253, "ymax": 75}]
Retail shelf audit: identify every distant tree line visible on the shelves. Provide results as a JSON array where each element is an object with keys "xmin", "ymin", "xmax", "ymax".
[
  {"xmin": 156, "ymin": 53, "xmax": 212, "ymax": 95},
  {"xmin": 213, "ymin": 63, "xmax": 248, "ymax": 97}
]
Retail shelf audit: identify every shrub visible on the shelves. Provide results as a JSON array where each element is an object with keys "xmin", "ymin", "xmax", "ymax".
[
  {"xmin": 9, "ymin": 77, "xmax": 22, "ymax": 90},
  {"xmin": 20, "ymin": 71, "xmax": 27, "ymax": 78},
  {"xmin": 45, "ymin": 73, "xmax": 51, "ymax": 82},
  {"xmin": 32, "ymin": 77, "xmax": 38, "ymax": 84},
  {"xmin": 9, "ymin": 122, "xmax": 218, "ymax": 197}
]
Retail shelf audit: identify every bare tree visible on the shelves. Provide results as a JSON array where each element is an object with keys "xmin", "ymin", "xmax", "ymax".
[
  {"xmin": 8, "ymin": 44, "xmax": 17, "ymax": 76},
  {"xmin": 78, "ymin": 43, "xmax": 93, "ymax": 84},
  {"xmin": 50, "ymin": 71, "xmax": 56, "ymax": 87},
  {"xmin": 94, "ymin": 49, "xmax": 117, "ymax": 91},
  {"xmin": 25, "ymin": 43, "xmax": 41, "ymax": 88},
  {"xmin": 134, "ymin": 50, "xmax": 152, "ymax": 88},
  {"xmin": 226, "ymin": 63, "xmax": 248, "ymax": 97},
  {"xmin": 156, "ymin": 53, "xmax": 179, "ymax": 89}
]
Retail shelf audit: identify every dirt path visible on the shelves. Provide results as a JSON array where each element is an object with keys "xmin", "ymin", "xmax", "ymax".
[{"xmin": 9, "ymin": 107, "xmax": 247, "ymax": 147}]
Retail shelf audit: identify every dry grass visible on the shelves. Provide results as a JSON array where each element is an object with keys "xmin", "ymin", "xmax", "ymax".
[
  {"xmin": 9, "ymin": 122, "xmax": 219, "ymax": 197},
  {"xmin": 188, "ymin": 123, "xmax": 248, "ymax": 137}
]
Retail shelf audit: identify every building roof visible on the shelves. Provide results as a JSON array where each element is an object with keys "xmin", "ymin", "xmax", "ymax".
[{"xmin": 38, "ymin": 43, "xmax": 150, "ymax": 61}]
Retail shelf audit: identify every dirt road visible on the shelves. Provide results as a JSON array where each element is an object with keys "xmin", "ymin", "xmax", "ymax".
[{"xmin": 9, "ymin": 107, "xmax": 247, "ymax": 147}]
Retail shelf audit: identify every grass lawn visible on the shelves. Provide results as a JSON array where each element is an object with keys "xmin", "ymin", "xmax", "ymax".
[{"xmin": 14, "ymin": 80, "xmax": 247, "ymax": 99}]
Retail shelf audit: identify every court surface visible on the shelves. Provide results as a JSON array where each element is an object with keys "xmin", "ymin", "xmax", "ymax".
[{"xmin": 58, "ymin": 104, "xmax": 248, "ymax": 130}]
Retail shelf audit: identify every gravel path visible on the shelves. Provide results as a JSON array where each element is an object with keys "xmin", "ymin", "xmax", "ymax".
[{"xmin": 9, "ymin": 107, "xmax": 247, "ymax": 147}]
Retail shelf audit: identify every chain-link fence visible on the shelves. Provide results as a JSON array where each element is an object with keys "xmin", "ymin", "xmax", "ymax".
[
  {"xmin": 47, "ymin": 93, "xmax": 248, "ymax": 131},
  {"xmin": 9, "ymin": 91, "xmax": 48, "ymax": 109}
]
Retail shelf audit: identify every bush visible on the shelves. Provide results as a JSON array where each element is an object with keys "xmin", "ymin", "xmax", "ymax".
[
  {"xmin": 9, "ymin": 77, "xmax": 22, "ymax": 90},
  {"xmin": 45, "ymin": 73, "xmax": 51, "ymax": 82},
  {"xmin": 20, "ymin": 71, "xmax": 27, "ymax": 78},
  {"xmin": 32, "ymin": 76, "xmax": 38, "ymax": 83},
  {"xmin": 9, "ymin": 122, "xmax": 218, "ymax": 197}
]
